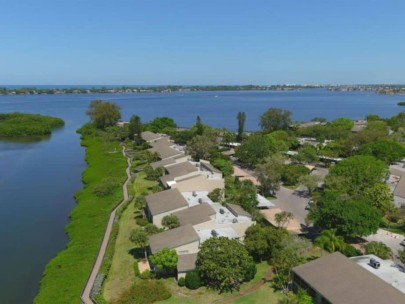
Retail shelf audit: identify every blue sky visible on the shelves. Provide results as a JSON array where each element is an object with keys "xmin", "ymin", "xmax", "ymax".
[{"xmin": 1, "ymin": 0, "xmax": 404, "ymax": 85}]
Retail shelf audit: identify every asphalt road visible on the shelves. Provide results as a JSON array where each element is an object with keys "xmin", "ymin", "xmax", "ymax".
[{"xmin": 273, "ymin": 186, "xmax": 310, "ymax": 225}]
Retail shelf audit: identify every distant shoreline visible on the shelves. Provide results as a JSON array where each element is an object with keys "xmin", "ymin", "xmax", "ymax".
[{"xmin": 1, "ymin": 84, "xmax": 405, "ymax": 96}]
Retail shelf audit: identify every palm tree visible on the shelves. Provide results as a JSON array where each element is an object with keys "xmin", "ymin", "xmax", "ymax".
[{"xmin": 315, "ymin": 229, "xmax": 346, "ymax": 255}]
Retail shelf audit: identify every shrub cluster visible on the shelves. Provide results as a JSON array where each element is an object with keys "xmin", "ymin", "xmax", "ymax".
[
  {"xmin": 113, "ymin": 280, "xmax": 171, "ymax": 304},
  {"xmin": 185, "ymin": 271, "xmax": 201, "ymax": 290},
  {"xmin": 93, "ymin": 177, "xmax": 120, "ymax": 197}
]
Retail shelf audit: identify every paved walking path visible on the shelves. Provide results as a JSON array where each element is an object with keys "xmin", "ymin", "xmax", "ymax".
[
  {"xmin": 81, "ymin": 147, "xmax": 131, "ymax": 304},
  {"xmin": 211, "ymin": 267, "xmax": 273, "ymax": 304}
]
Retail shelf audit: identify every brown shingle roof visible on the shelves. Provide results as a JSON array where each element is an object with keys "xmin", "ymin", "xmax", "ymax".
[
  {"xmin": 177, "ymin": 253, "xmax": 198, "ymax": 272},
  {"xmin": 146, "ymin": 189, "xmax": 188, "ymax": 215},
  {"xmin": 149, "ymin": 225, "xmax": 200, "ymax": 254},
  {"xmin": 293, "ymin": 252, "xmax": 405, "ymax": 304},
  {"xmin": 227, "ymin": 203, "xmax": 251, "ymax": 217},
  {"xmin": 394, "ymin": 176, "xmax": 405, "ymax": 199},
  {"xmin": 172, "ymin": 204, "xmax": 216, "ymax": 226}
]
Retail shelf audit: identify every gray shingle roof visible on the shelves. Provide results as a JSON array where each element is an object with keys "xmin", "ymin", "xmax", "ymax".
[
  {"xmin": 146, "ymin": 189, "xmax": 188, "ymax": 215},
  {"xmin": 149, "ymin": 224, "xmax": 200, "ymax": 254},
  {"xmin": 293, "ymin": 252, "xmax": 405, "ymax": 304},
  {"xmin": 150, "ymin": 158, "xmax": 176, "ymax": 169},
  {"xmin": 166, "ymin": 162, "xmax": 198, "ymax": 176},
  {"xmin": 160, "ymin": 162, "xmax": 198, "ymax": 186},
  {"xmin": 141, "ymin": 131, "xmax": 162, "ymax": 142},
  {"xmin": 200, "ymin": 160, "xmax": 221, "ymax": 174},
  {"xmin": 227, "ymin": 203, "xmax": 251, "ymax": 217},
  {"xmin": 172, "ymin": 204, "xmax": 216, "ymax": 226}
]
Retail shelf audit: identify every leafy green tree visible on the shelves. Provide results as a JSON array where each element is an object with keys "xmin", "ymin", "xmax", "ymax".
[
  {"xmin": 144, "ymin": 117, "xmax": 177, "ymax": 133},
  {"xmin": 235, "ymin": 134, "xmax": 273, "ymax": 166},
  {"xmin": 367, "ymin": 120, "xmax": 389, "ymax": 134},
  {"xmin": 144, "ymin": 165, "xmax": 164, "ymax": 181},
  {"xmin": 272, "ymin": 240, "xmax": 303, "ymax": 292},
  {"xmin": 196, "ymin": 237, "xmax": 256, "ymax": 292},
  {"xmin": 130, "ymin": 227, "xmax": 149, "ymax": 259},
  {"xmin": 226, "ymin": 179, "xmax": 258, "ymax": 213},
  {"xmin": 236, "ymin": 111, "xmax": 246, "ymax": 142},
  {"xmin": 244, "ymin": 224, "xmax": 290, "ymax": 262},
  {"xmin": 330, "ymin": 118, "xmax": 354, "ymax": 130},
  {"xmin": 325, "ymin": 155, "xmax": 389, "ymax": 195},
  {"xmin": 314, "ymin": 229, "xmax": 346, "ymax": 254},
  {"xmin": 278, "ymin": 289, "xmax": 313, "ymax": 304},
  {"xmin": 86, "ymin": 100, "xmax": 121, "ymax": 129},
  {"xmin": 310, "ymin": 194, "xmax": 381, "ymax": 238},
  {"xmin": 360, "ymin": 140, "xmax": 405, "ymax": 164},
  {"xmin": 275, "ymin": 211, "xmax": 294, "ymax": 228},
  {"xmin": 149, "ymin": 248, "xmax": 178, "ymax": 273},
  {"xmin": 128, "ymin": 115, "xmax": 142, "ymax": 142},
  {"xmin": 366, "ymin": 114, "xmax": 381, "ymax": 121},
  {"xmin": 299, "ymin": 174, "xmax": 321, "ymax": 195},
  {"xmin": 207, "ymin": 188, "xmax": 224, "ymax": 203},
  {"xmin": 161, "ymin": 214, "xmax": 180, "ymax": 229},
  {"xmin": 211, "ymin": 157, "xmax": 233, "ymax": 176},
  {"xmin": 171, "ymin": 129, "xmax": 195, "ymax": 144},
  {"xmin": 186, "ymin": 135, "xmax": 216, "ymax": 161},
  {"xmin": 363, "ymin": 183, "xmax": 395, "ymax": 216},
  {"xmin": 195, "ymin": 115, "xmax": 204, "ymax": 135},
  {"xmin": 255, "ymin": 161, "xmax": 282, "ymax": 196},
  {"xmin": 281, "ymin": 164, "xmax": 310, "ymax": 186},
  {"xmin": 144, "ymin": 223, "xmax": 162, "ymax": 235},
  {"xmin": 259, "ymin": 108, "xmax": 292, "ymax": 133},
  {"xmin": 364, "ymin": 242, "xmax": 392, "ymax": 259},
  {"xmin": 387, "ymin": 112, "xmax": 405, "ymax": 131},
  {"xmin": 296, "ymin": 145, "xmax": 319, "ymax": 164}
]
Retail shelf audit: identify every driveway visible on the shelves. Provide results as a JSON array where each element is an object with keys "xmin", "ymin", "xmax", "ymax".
[
  {"xmin": 365, "ymin": 229, "xmax": 405, "ymax": 264},
  {"xmin": 272, "ymin": 186, "xmax": 309, "ymax": 225}
]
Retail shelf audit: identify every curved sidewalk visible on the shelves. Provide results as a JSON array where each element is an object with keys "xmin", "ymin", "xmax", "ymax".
[{"xmin": 81, "ymin": 148, "xmax": 131, "ymax": 304}]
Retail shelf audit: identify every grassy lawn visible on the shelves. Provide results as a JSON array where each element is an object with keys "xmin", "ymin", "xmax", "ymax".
[
  {"xmin": 103, "ymin": 171, "xmax": 157, "ymax": 302},
  {"xmin": 230, "ymin": 282, "xmax": 282, "ymax": 304},
  {"xmin": 35, "ymin": 134, "xmax": 127, "ymax": 304},
  {"xmin": 158, "ymin": 262, "xmax": 271, "ymax": 304}
]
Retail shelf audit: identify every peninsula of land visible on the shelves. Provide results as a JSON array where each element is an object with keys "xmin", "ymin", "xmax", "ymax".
[{"xmin": 0, "ymin": 112, "xmax": 64, "ymax": 137}]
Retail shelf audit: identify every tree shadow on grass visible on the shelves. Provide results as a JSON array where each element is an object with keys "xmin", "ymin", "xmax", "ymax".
[{"xmin": 128, "ymin": 247, "xmax": 145, "ymax": 259}]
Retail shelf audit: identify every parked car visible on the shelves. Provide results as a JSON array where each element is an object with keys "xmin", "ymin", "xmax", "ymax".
[{"xmin": 400, "ymin": 239, "xmax": 405, "ymax": 246}]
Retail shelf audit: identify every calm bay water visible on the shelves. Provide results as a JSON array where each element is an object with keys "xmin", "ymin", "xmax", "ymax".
[{"xmin": 0, "ymin": 89, "xmax": 403, "ymax": 303}]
